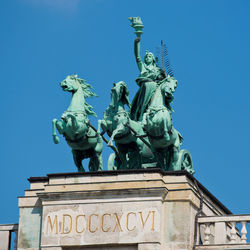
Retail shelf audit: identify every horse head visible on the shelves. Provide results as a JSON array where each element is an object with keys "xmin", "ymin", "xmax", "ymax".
[
  {"xmin": 57, "ymin": 75, "xmax": 97, "ymax": 141},
  {"xmin": 106, "ymin": 81, "xmax": 132, "ymax": 147},
  {"xmin": 60, "ymin": 75, "xmax": 81, "ymax": 93},
  {"xmin": 110, "ymin": 81, "xmax": 131, "ymax": 109},
  {"xmin": 161, "ymin": 77, "xmax": 177, "ymax": 104}
]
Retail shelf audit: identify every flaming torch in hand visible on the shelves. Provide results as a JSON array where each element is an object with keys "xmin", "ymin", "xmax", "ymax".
[{"xmin": 128, "ymin": 17, "xmax": 144, "ymax": 37}]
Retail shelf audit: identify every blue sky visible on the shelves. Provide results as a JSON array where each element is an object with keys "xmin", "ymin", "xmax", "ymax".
[{"xmin": 1, "ymin": 0, "xmax": 250, "ymax": 225}]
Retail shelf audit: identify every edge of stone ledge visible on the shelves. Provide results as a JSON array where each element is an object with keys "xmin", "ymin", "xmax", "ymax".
[
  {"xmin": 47, "ymin": 168, "xmax": 188, "ymax": 177},
  {"xmin": 28, "ymin": 168, "xmax": 232, "ymax": 215},
  {"xmin": 28, "ymin": 176, "xmax": 49, "ymax": 182}
]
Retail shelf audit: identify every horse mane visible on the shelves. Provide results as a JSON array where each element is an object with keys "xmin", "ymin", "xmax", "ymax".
[{"xmin": 71, "ymin": 75, "xmax": 97, "ymax": 117}]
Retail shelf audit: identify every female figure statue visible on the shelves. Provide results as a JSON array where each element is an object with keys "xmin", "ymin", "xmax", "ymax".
[{"xmin": 129, "ymin": 17, "xmax": 166, "ymax": 121}]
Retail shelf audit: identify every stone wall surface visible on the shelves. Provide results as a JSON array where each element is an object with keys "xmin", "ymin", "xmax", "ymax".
[
  {"xmin": 0, "ymin": 224, "xmax": 18, "ymax": 250},
  {"xmin": 0, "ymin": 231, "xmax": 10, "ymax": 250},
  {"xmin": 17, "ymin": 169, "xmax": 232, "ymax": 250}
]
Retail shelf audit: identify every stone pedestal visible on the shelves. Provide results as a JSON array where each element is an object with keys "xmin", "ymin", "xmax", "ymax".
[{"xmin": 17, "ymin": 169, "xmax": 231, "ymax": 250}]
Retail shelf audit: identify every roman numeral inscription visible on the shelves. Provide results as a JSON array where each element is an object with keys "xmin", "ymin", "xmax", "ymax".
[{"xmin": 45, "ymin": 210, "xmax": 157, "ymax": 235}]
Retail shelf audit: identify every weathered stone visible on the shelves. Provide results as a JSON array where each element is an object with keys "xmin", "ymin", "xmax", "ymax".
[
  {"xmin": 0, "ymin": 231, "xmax": 10, "ymax": 250},
  {"xmin": 17, "ymin": 169, "xmax": 232, "ymax": 250},
  {"xmin": 0, "ymin": 224, "xmax": 18, "ymax": 250}
]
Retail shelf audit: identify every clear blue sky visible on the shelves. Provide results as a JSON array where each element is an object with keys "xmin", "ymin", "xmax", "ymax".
[{"xmin": 1, "ymin": 0, "xmax": 250, "ymax": 225}]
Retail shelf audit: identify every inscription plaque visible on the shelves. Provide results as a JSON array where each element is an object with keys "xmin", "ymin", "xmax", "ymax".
[{"xmin": 41, "ymin": 204, "xmax": 161, "ymax": 247}]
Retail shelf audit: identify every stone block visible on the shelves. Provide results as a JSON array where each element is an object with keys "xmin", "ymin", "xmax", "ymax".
[
  {"xmin": 18, "ymin": 170, "xmax": 232, "ymax": 250},
  {"xmin": 0, "ymin": 231, "xmax": 10, "ymax": 250}
]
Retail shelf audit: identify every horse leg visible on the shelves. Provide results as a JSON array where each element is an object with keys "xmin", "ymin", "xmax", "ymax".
[
  {"xmin": 126, "ymin": 139, "xmax": 142, "ymax": 169},
  {"xmin": 55, "ymin": 119, "xmax": 65, "ymax": 134},
  {"xmin": 96, "ymin": 153, "xmax": 103, "ymax": 171},
  {"xmin": 138, "ymin": 145, "xmax": 143, "ymax": 169},
  {"xmin": 169, "ymin": 130, "xmax": 181, "ymax": 170},
  {"xmin": 95, "ymin": 135, "xmax": 103, "ymax": 153},
  {"xmin": 72, "ymin": 149, "xmax": 85, "ymax": 172},
  {"xmin": 91, "ymin": 136, "xmax": 103, "ymax": 171},
  {"xmin": 163, "ymin": 116, "xmax": 170, "ymax": 141},
  {"xmin": 97, "ymin": 119, "xmax": 105, "ymax": 135},
  {"xmin": 154, "ymin": 149, "xmax": 165, "ymax": 169},
  {"xmin": 169, "ymin": 146, "xmax": 181, "ymax": 171},
  {"xmin": 67, "ymin": 114, "xmax": 79, "ymax": 131},
  {"xmin": 88, "ymin": 157, "xmax": 94, "ymax": 171},
  {"xmin": 165, "ymin": 146, "xmax": 172, "ymax": 171},
  {"xmin": 172, "ymin": 146, "xmax": 179, "ymax": 168},
  {"xmin": 91, "ymin": 154, "xmax": 103, "ymax": 171},
  {"xmin": 134, "ymin": 140, "xmax": 143, "ymax": 169},
  {"xmin": 116, "ymin": 144, "xmax": 128, "ymax": 169},
  {"xmin": 89, "ymin": 152, "xmax": 103, "ymax": 172},
  {"xmin": 52, "ymin": 119, "xmax": 61, "ymax": 144},
  {"xmin": 108, "ymin": 123, "xmax": 124, "ymax": 147},
  {"xmin": 166, "ymin": 145, "xmax": 180, "ymax": 171}
]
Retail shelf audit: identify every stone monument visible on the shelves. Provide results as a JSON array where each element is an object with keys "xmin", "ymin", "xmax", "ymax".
[
  {"xmin": 1, "ymin": 17, "xmax": 250, "ymax": 250},
  {"xmin": 17, "ymin": 169, "xmax": 235, "ymax": 250}
]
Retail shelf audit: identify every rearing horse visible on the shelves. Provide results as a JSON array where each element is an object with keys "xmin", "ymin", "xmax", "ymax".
[
  {"xmin": 142, "ymin": 76, "xmax": 194, "ymax": 174},
  {"xmin": 52, "ymin": 75, "xmax": 103, "ymax": 172},
  {"xmin": 97, "ymin": 81, "xmax": 145, "ymax": 169}
]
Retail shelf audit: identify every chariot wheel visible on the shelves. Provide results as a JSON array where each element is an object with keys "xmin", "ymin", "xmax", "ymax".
[{"xmin": 176, "ymin": 149, "xmax": 194, "ymax": 174}]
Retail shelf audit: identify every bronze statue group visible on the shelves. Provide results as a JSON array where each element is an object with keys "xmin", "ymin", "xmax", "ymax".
[{"xmin": 52, "ymin": 17, "xmax": 194, "ymax": 174}]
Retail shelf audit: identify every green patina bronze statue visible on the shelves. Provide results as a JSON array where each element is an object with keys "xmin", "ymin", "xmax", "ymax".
[
  {"xmin": 97, "ymin": 81, "xmax": 145, "ymax": 170},
  {"xmin": 52, "ymin": 75, "xmax": 103, "ymax": 172},
  {"xmin": 52, "ymin": 17, "xmax": 194, "ymax": 174},
  {"xmin": 128, "ymin": 17, "xmax": 166, "ymax": 122},
  {"xmin": 127, "ymin": 17, "xmax": 194, "ymax": 173}
]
